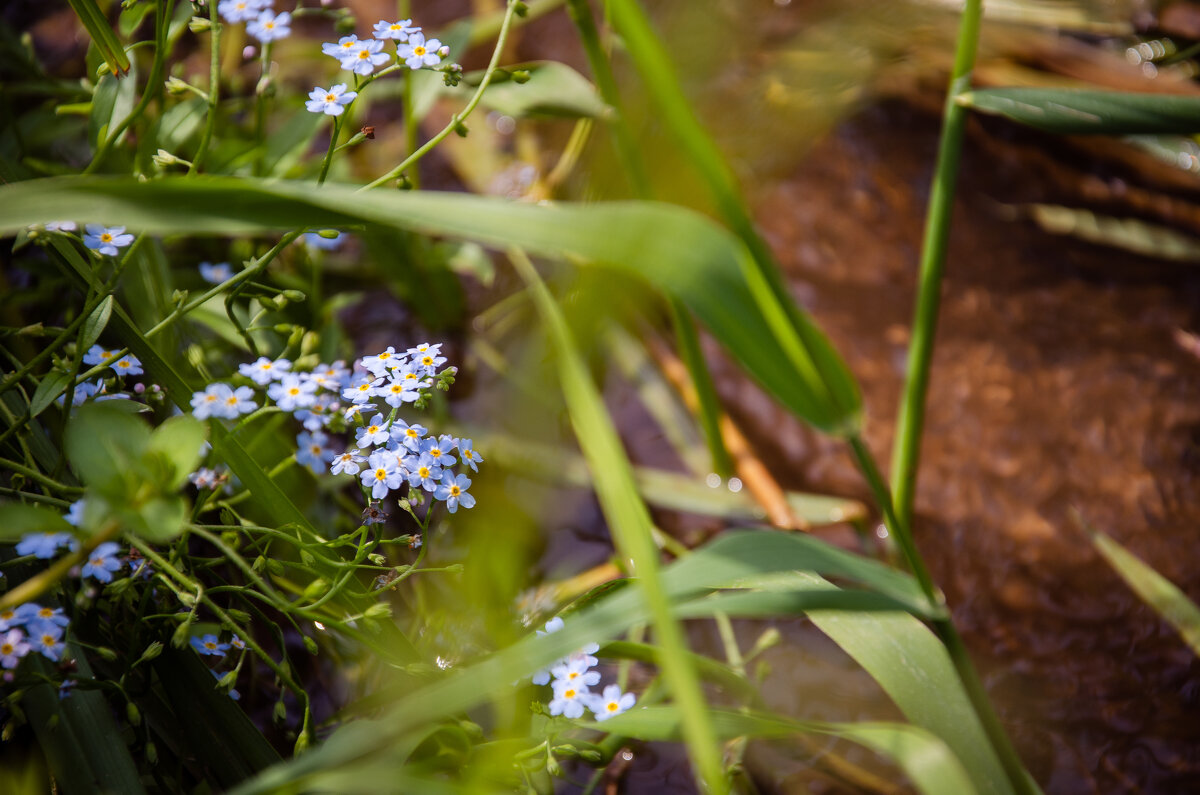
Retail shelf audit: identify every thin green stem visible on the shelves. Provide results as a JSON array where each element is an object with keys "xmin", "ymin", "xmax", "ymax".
[
  {"xmin": 317, "ymin": 117, "xmax": 342, "ymax": 186},
  {"xmin": 362, "ymin": 0, "xmax": 522, "ymax": 190},
  {"xmin": 889, "ymin": 0, "xmax": 983, "ymax": 530},
  {"xmin": 188, "ymin": 0, "xmax": 222, "ymax": 175},
  {"xmin": 84, "ymin": 0, "xmax": 175, "ymax": 175}
]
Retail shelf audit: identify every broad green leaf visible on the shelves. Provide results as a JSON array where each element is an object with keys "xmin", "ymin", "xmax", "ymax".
[
  {"xmin": 603, "ymin": 708, "xmax": 978, "ymax": 795},
  {"xmin": 962, "ymin": 88, "xmax": 1200, "ymax": 134},
  {"xmin": 0, "ymin": 176, "xmax": 858, "ymax": 433},
  {"xmin": 471, "ymin": 61, "xmax": 609, "ymax": 119},
  {"xmin": 797, "ymin": 572, "xmax": 1016, "ymax": 795},
  {"xmin": 29, "ymin": 370, "xmax": 71, "ymax": 418},
  {"xmin": 25, "ymin": 644, "xmax": 146, "ymax": 794},
  {"xmin": 88, "ymin": 70, "xmax": 137, "ymax": 149},
  {"xmin": 66, "ymin": 402, "xmax": 151, "ymax": 495},
  {"xmin": 78, "ymin": 294, "xmax": 114, "ymax": 353},
  {"xmin": 119, "ymin": 495, "xmax": 187, "ymax": 542},
  {"xmin": 1089, "ymin": 525, "xmax": 1200, "ymax": 657},
  {"xmin": 151, "ymin": 648, "xmax": 280, "ymax": 788},
  {"xmin": 0, "ymin": 503, "xmax": 72, "ymax": 542},
  {"xmin": 146, "ymin": 414, "xmax": 207, "ymax": 491}
]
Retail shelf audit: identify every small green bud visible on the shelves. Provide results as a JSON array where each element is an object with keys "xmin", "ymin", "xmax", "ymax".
[
  {"xmin": 334, "ymin": 15, "xmax": 357, "ymax": 34},
  {"xmin": 300, "ymin": 331, "xmax": 319, "ymax": 356},
  {"xmin": 266, "ymin": 558, "xmax": 284, "ymax": 576},
  {"xmin": 126, "ymin": 702, "xmax": 141, "ymax": 726},
  {"xmin": 367, "ymin": 553, "xmax": 386, "ymax": 566},
  {"xmin": 96, "ymin": 647, "xmax": 118, "ymax": 662},
  {"xmin": 299, "ymin": 549, "xmax": 315, "ymax": 566},
  {"xmin": 171, "ymin": 621, "xmax": 193, "ymax": 648},
  {"xmin": 512, "ymin": 69, "xmax": 531, "ymax": 84},
  {"xmin": 153, "ymin": 149, "xmax": 182, "ymax": 168},
  {"xmin": 303, "ymin": 636, "xmax": 318, "ymax": 655},
  {"xmin": 220, "ymin": 508, "xmax": 237, "ymax": 526},
  {"xmin": 302, "ymin": 578, "xmax": 328, "ymax": 600},
  {"xmin": 579, "ymin": 750, "xmax": 603, "ymax": 764},
  {"xmin": 273, "ymin": 700, "xmax": 287, "ymax": 723},
  {"xmin": 105, "ymin": 577, "xmax": 132, "ymax": 597},
  {"xmin": 514, "ymin": 1, "xmax": 529, "ymax": 17},
  {"xmin": 444, "ymin": 563, "xmax": 464, "ymax": 575},
  {"xmin": 282, "ymin": 289, "xmax": 306, "ymax": 303},
  {"xmin": 545, "ymin": 756, "xmax": 563, "ymax": 777},
  {"xmin": 364, "ymin": 602, "xmax": 392, "ymax": 619},
  {"xmin": 145, "ymin": 741, "xmax": 158, "ymax": 766},
  {"xmin": 217, "ymin": 670, "xmax": 237, "ymax": 689},
  {"xmin": 139, "ymin": 642, "xmax": 164, "ymax": 664},
  {"xmin": 188, "ymin": 16, "xmax": 212, "ymax": 33},
  {"xmin": 272, "ymin": 293, "xmax": 290, "ymax": 310},
  {"xmin": 552, "ymin": 744, "xmax": 578, "ymax": 759},
  {"xmin": 225, "ymin": 608, "xmax": 251, "ymax": 624},
  {"xmin": 294, "ymin": 732, "xmax": 310, "ymax": 755},
  {"xmin": 272, "ymin": 323, "xmax": 293, "ymax": 334},
  {"xmin": 164, "ymin": 76, "xmax": 190, "ymax": 95},
  {"xmin": 172, "ymin": 289, "xmax": 188, "ymax": 306},
  {"xmin": 454, "ymin": 120, "xmax": 470, "ymax": 138},
  {"xmin": 253, "ymin": 555, "xmax": 267, "ymax": 572}
]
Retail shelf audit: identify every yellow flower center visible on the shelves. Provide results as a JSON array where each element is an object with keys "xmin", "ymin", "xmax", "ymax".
[
  {"xmin": 421, "ymin": 356, "xmax": 433, "ymax": 365},
  {"xmin": 564, "ymin": 688, "xmax": 577, "ymax": 699},
  {"xmin": 358, "ymin": 50, "xmax": 370, "ymax": 59},
  {"xmin": 375, "ymin": 469, "xmax": 387, "ymax": 481},
  {"xmin": 418, "ymin": 467, "xmax": 430, "ymax": 478},
  {"xmin": 39, "ymin": 608, "xmax": 53, "ymax": 618},
  {"xmin": 449, "ymin": 486, "xmax": 460, "ymax": 497},
  {"xmin": 413, "ymin": 46, "xmax": 426, "ymax": 56},
  {"xmin": 367, "ymin": 425, "xmax": 379, "ymax": 434},
  {"xmin": 42, "ymin": 635, "xmax": 55, "ymax": 645},
  {"xmin": 325, "ymin": 93, "xmax": 337, "ymax": 102},
  {"xmin": 1, "ymin": 643, "xmax": 12, "ymax": 654},
  {"xmin": 430, "ymin": 448, "xmax": 441, "ymax": 457},
  {"xmin": 310, "ymin": 445, "xmax": 321, "ymax": 455},
  {"xmin": 118, "ymin": 360, "xmax": 130, "ymax": 368},
  {"xmin": 100, "ymin": 351, "xmax": 114, "ymax": 359},
  {"xmin": 264, "ymin": 21, "xmax": 274, "ymax": 29},
  {"xmin": 226, "ymin": 396, "xmax": 239, "ymax": 405},
  {"xmin": 205, "ymin": 642, "xmax": 217, "ymax": 650},
  {"xmin": 91, "ymin": 556, "xmax": 103, "ymax": 566},
  {"xmin": 288, "ymin": 387, "xmax": 300, "ymax": 396},
  {"xmin": 100, "ymin": 233, "xmax": 113, "ymax": 243},
  {"xmin": 406, "ymin": 429, "xmax": 418, "ymax": 439},
  {"xmin": 606, "ymin": 702, "xmax": 619, "ymax": 712},
  {"xmin": 205, "ymin": 394, "xmax": 218, "ymax": 403}
]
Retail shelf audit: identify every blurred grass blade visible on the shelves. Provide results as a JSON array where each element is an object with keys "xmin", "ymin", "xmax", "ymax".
[
  {"xmin": 603, "ymin": 707, "xmax": 978, "ymax": 795},
  {"xmin": 511, "ymin": 249, "xmax": 727, "ymax": 794},
  {"xmin": 67, "ymin": 0, "xmax": 130, "ymax": 76},
  {"xmin": 606, "ymin": 0, "xmax": 862, "ymax": 435},
  {"xmin": 796, "ymin": 572, "xmax": 1017, "ymax": 795},
  {"xmin": 230, "ymin": 529, "xmax": 942, "ymax": 793},
  {"xmin": 1019, "ymin": 203, "xmax": 1200, "ymax": 262},
  {"xmin": 962, "ymin": 88, "xmax": 1200, "ymax": 134},
  {"xmin": 1087, "ymin": 524, "xmax": 1200, "ymax": 657},
  {"xmin": 477, "ymin": 430, "xmax": 865, "ymax": 526},
  {"xmin": 0, "ymin": 175, "xmax": 854, "ymax": 432}
]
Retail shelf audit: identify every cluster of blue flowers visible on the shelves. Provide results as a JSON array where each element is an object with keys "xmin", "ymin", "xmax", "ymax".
[
  {"xmin": 218, "ymin": 0, "xmax": 290, "ymax": 43},
  {"xmin": 53, "ymin": 344, "xmax": 160, "ymax": 410},
  {"xmin": 532, "ymin": 617, "xmax": 636, "ymax": 722},
  {"xmin": 0, "ymin": 603, "xmax": 71, "ymax": 669},
  {"xmin": 306, "ymin": 14, "xmax": 455, "ymax": 116},
  {"xmin": 189, "ymin": 344, "xmax": 482, "ymax": 514},
  {"xmin": 190, "ymin": 632, "xmax": 247, "ymax": 699}
]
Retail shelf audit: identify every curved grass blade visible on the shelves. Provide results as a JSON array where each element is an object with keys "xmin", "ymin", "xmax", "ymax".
[
  {"xmin": 795, "ymin": 572, "xmax": 1018, "ymax": 795},
  {"xmin": 602, "ymin": 707, "xmax": 978, "ymax": 795},
  {"xmin": 1086, "ymin": 522, "xmax": 1200, "ymax": 657},
  {"xmin": 962, "ymin": 87, "xmax": 1200, "ymax": 134},
  {"xmin": 0, "ymin": 175, "xmax": 856, "ymax": 434},
  {"xmin": 67, "ymin": 0, "xmax": 130, "ymax": 76}
]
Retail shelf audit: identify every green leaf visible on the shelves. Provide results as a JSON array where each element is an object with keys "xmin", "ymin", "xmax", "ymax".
[
  {"xmin": 1088, "ymin": 524, "xmax": 1200, "ymax": 657},
  {"xmin": 79, "ymin": 294, "xmax": 114, "ymax": 353},
  {"xmin": 0, "ymin": 503, "xmax": 72, "ymax": 543},
  {"xmin": 29, "ymin": 370, "xmax": 71, "ymax": 418},
  {"xmin": 797, "ymin": 572, "xmax": 1015, "ymax": 795},
  {"xmin": 67, "ymin": 0, "xmax": 131, "ymax": 76},
  {"xmin": 962, "ymin": 87, "xmax": 1200, "ymax": 134},
  {"xmin": 65, "ymin": 402, "xmax": 151, "ymax": 495},
  {"xmin": 472, "ymin": 61, "xmax": 609, "ymax": 119},
  {"xmin": 146, "ymin": 414, "xmax": 207, "ymax": 491},
  {"xmin": 121, "ymin": 495, "xmax": 188, "ymax": 542},
  {"xmin": 0, "ymin": 176, "xmax": 858, "ymax": 433},
  {"xmin": 88, "ymin": 71, "xmax": 137, "ymax": 149},
  {"xmin": 603, "ymin": 708, "xmax": 978, "ymax": 795}
]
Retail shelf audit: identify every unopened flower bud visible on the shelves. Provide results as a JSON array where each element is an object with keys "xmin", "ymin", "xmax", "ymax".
[
  {"xmin": 188, "ymin": 16, "xmax": 212, "ymax": 33},
  {"xmin": 361, "ymin": 125, "xmax": 375, "ymax": 139},
  {"xmin": 126, "ymin": 702, "xmax": 141, "ymax": 726},
  {"xmin": 97, "ymin": 647, "xmax": 118, "ymax": 662},
  {"xmin": 334, "ymin": 15, "xmax": 357, "ymax": 34},
  {"xmin": 138, "ymin": 642, "xmax": 164, "ymax": 664},
  {"xmin": 153, "ymin": 149, "xmax": 181, "ymax": 167},
  {"xmin": 512, "ymin": 69, "xmax": 531, "ymax": 84},
  {"xmin": 282, "ymin": 289, "xmax": 307, "ymax": 303},
  {"xmin": 165, "ymin": 76, "xmax": 190, "ymax": 95},
  {"xmin": 364, "ymin": 602, "xmax": 392, "ymax": 619},
  {"xmin": 242, "ymin": 45, "xmax": 257, "ymax": 59},
  {"xmin": 146, "ymin": 741, "xmax": 158, "ymax": 765},
  {"xmin": 514, "ymin": 1, "xmax": 529, "ymax": 17},
  {"xmin": 437, "ymin": 45, "xmax": 450, "ymax": 57},
  {"xmin": 303, "ymin": 636, "xmax": 318, "ymax": 655},
  {"xmin": 273, "ymin": 700, "xmax": 287, "ymax": 722}
]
